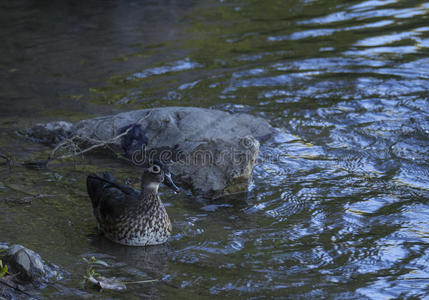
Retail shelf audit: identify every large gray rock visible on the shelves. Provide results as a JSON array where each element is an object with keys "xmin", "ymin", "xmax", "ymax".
[{"xmin": 24, "ymin": 107, "xmax": 275, "ymax": 198}]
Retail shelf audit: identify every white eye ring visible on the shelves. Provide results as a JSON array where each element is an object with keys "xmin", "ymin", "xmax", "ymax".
[{"xmin": 150, "ymin": 165, "xmax": 161, "ymax": 173}]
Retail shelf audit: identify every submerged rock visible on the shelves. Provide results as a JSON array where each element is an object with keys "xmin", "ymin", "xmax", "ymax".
[{"xmin": 23, "ymin": 107, "xmax": 275, "ymax": 198}]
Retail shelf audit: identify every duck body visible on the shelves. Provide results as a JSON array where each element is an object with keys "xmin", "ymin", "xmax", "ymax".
[{"xmin": 87, "ymin": 162, "xmax": 178, "ymax": 246}]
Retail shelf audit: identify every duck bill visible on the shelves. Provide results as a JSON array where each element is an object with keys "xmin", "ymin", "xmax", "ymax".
[{"xmin": 164, "ymin": 173, "xmax": 180, "ymax": 193}]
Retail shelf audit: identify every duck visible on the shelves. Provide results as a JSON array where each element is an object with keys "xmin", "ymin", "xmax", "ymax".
[{"xmin": 86, "ymin": 160, "xmax": 180, "ymax": 246}]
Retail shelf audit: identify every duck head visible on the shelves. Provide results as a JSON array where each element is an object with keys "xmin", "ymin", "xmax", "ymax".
[{"xmin": 141, "ymin": 160, "xmax": 180, "ymax": 193}]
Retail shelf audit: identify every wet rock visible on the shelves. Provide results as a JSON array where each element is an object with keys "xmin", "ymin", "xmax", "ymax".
[
  {"xmin": 2, "ymin": 245, "xmax": 46, "ymax": 285},
  {"xmin": 23, "ymin": 107, "xmax": 276, "ymax": 198},
  {"xmin": 23, "ymin": 121, "xmax": 73, "ymax": 145},
  {"xmin": 0, "ymin": 244, "xmax": 63, "ymax": 299}
]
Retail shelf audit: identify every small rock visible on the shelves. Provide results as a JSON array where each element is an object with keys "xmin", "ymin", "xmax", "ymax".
[
  {"xmin": 23, "ymin": 121, "xmax": 73, "ymax": 145},
  {"xmin": 3, "ymin": 245, "xmax": 46, "ymax": 286},
  {"xmin": 0, "ymin": 244, "xmax": 64, "ymax": 299}
]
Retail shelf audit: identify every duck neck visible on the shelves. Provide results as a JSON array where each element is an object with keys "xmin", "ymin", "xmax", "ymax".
[{"xmin": 140, "ymin": 179, "xmax": 160, "ymax": 200}]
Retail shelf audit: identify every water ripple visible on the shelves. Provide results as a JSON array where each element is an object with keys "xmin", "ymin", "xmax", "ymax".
[{"xmin": 128, "ymin": 58, "xmax": 203, "ymax": 80}]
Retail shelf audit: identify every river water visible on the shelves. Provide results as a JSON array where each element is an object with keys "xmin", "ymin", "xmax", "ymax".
[{"xmin": 1, "ymin": 0, "xmax": 429, "ymax": 298}]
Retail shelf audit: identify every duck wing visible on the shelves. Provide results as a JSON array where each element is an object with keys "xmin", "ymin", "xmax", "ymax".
[{"xmin": 87, "ymin": 172, "xmax": 139, "ymax": 221}]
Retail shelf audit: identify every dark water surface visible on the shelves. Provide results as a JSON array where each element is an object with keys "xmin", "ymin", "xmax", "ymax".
[{"xmin": 1, "ymin": 0, "xmax": 429, "ymax": 298}]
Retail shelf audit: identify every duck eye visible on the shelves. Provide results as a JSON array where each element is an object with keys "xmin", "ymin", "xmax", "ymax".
[{"xmin": 150, "ymin": 165, "xmax": 161, "ymax": 173}]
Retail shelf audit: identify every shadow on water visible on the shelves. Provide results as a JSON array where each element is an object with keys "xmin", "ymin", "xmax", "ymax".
[{"xmin": 1, "ymin": 0, "xmax": 429, "ymax": 298}]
